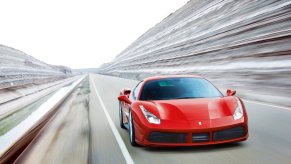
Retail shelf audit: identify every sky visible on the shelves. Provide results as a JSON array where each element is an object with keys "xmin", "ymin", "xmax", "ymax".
[{"xmin": 0, "ymin": 0, "xmax": 188, "ymax": 69}]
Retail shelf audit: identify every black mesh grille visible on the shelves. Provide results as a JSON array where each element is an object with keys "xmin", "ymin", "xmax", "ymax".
[
  {"xmin": 213, "ymin": 126, "xmax": 245, "ymax": 141},
  {"xmin": 192, "ymin": 133, "xmax": 209, "ymax": 142},
  {"xmin": 148, "ymin": 132, "xmax": 187, "ymax": 143}
]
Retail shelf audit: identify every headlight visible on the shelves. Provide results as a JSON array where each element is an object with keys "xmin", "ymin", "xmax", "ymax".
[
  {"xmin": 233, "ymin": 98, "xmax": 244, "ymax": 120},
  {"xmin": 139, "ymin": 105, "xmax": 160, "ymax": 124}
]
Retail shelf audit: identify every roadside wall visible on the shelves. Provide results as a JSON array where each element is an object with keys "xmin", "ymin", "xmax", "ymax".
[{"xmin": 99, "ymin": 0, "xmax": 291, "ymax": 106}]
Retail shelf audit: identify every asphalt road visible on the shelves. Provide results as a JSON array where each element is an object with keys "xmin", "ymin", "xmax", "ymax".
[{"xmin": 89, "ymin": 74, "xmax": 291, "ymax": 164}]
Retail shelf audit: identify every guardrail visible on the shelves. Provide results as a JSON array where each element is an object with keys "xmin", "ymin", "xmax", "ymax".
[{"xmin": 0, "ymin": 75, "xmax": 86, "ymax": 163}]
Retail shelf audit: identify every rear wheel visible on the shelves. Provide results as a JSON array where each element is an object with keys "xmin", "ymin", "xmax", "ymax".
[
  {"xmin": 119, "ymin": 102, "xmax": 126, "ymax": 129},
  {"xmin": 129, "ymin": 110, "xmax": 137, "ymax": 146}
]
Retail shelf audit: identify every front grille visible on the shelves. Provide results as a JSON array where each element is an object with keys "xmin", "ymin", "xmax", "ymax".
[
  {"xmin": 213, "ymin": 126, "xmax": 245, "ymax": 141},
  {"xmin": 148, "ymin": 132, "xmax": 187, "ymax": 143},
  {"xmin": 192, "ymin": 133, "xmax": 209, "ymax": 142}
]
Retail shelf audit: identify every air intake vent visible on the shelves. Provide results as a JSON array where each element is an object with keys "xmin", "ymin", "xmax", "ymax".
[
  {"xmin": 213, "ymin": 126, "xmax": 245, "ymax": 141},
  {"xmin": 192, "ymin": 133, "xmax": 209, "ymax": 142},
  {"xmin": 148, "ymin": 132, "xmax": 187, "ymax": 143}
]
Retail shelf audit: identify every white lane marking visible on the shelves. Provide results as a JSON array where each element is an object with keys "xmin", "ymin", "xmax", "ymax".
[
  {"xmin": 91, "ymin": 77, "xmax": 134, "ymax": 164},
  {"xmin": 243, "ymin": 99, "xmax": 291, "ymax": 111}
]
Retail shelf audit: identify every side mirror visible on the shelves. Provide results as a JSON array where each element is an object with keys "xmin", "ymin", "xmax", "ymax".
[
  {"xmin": 226, "ymin": 89, "xmax": 236, "ymax": 96},
  {"xmin": 123, "ymin": 89, "xmax": 131, "ymax": 95},
  {"xmin": 118, "ymin": 95, "xmax": 132, "ymax": 104}
]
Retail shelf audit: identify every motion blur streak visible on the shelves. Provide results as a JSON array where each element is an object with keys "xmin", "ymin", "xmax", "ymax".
[
  {"xmin": 15, "ymin": 78, "xmax": 90, "ymax": 163},
  {"xmin": 98, "ymin": 0, "xmax": 291, "ymax": 107},
  {"xmin": 0, "ymin": 45, "xmax": 72, "ymax": 90}
]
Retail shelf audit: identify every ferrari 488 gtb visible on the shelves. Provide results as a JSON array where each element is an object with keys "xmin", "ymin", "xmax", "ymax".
[{"xmin": 118, "ymin": 75, "xmax": 248, "ymax": 147}]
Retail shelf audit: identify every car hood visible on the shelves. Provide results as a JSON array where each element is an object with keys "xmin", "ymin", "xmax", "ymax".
[{"xmin": 142, "ymin": 97, "xmax": 237, "ymax": 121}]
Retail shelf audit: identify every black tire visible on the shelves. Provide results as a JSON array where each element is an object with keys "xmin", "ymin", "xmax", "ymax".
[
  {"xmin": 129, "ymin": 110, "xmax": 137, "ymax": 146},
  {"xmin": 119, "ymin": 102, "xmax": 126, "ymax": 129}
]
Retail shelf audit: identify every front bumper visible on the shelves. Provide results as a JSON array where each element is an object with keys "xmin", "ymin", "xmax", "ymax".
[{"xmin": 133, "ymin": 116, "xmax": 248, "ymax": 147}]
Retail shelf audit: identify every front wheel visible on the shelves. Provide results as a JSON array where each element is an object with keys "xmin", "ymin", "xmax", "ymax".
[
  {"xmin": 119, "ymin": 102, "xmax": 126, "ymax": 129},
  {"xmin": 129, "ymin": 110, "xmax": 137, "ymax": 146}
]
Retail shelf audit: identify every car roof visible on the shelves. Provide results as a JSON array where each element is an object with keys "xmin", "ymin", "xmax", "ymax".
[{"xmin": 143, "ymin": 75, "xmax": 203, "ymax": 82}]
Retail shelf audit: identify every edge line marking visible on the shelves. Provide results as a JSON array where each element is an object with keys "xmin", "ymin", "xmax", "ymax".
[{"xmin": 91, "ymin": 76, "xmax": 134, "ymax": 164}]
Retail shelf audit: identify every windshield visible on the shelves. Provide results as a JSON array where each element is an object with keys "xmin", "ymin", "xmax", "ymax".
[{"xmin": 139, "ymin": 77, "xmax": 222, "ymax": 100}]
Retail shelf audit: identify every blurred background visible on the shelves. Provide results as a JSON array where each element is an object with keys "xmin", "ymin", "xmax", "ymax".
[{"xmin": 98, "ymin": 0, "xmax": 291, "ymax": 107}]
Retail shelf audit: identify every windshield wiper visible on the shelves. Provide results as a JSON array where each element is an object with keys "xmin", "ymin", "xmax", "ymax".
[{"xmin": 175, "ymin": 96, "xmax": 205, "ymax": 99}]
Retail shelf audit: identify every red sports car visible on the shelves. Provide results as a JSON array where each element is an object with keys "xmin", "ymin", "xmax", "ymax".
[{"xmin": 118, "ymin": 75, "xmax": 248, "ymax": 147}]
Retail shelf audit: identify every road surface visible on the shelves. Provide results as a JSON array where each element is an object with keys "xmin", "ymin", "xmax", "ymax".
[{"xmin": 14, "ymin": 74, "xmax": 291, "ymax": 164}]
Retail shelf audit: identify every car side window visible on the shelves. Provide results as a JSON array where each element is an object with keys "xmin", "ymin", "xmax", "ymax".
[{"xmin": 133, "ymin": 81, "xmax": 143, "ymax": 100}]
